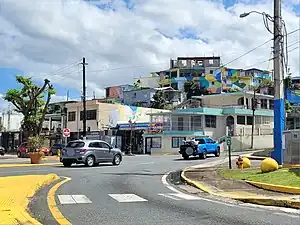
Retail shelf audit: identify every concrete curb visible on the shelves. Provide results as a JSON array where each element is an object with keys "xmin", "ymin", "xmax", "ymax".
[
  {"xmin": 246, "ymin": 180, "xmax": 300, "ymax": 195},
  {"xmin": 181, "ymin": 167, "xmax": 300, "ymax": 209},
  {"xmin": 240, "ymin": 153, "xmax": 267, "ymax": 160}
]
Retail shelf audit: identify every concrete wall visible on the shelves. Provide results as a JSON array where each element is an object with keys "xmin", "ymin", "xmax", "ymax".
[
  {"xmin": 1, "ymin": 113, "xmax": 23, "ymax": 131},
  {"xmin": 203, "ymin": 116, "xmax": 226, "ymax": 139},
  {"xmin": 229, "ymin": 135, "xmax": 273, "ymax": 151},
  {"xmin": 123, "ymin": 89, "xmax": 156, "ymax": 106}
]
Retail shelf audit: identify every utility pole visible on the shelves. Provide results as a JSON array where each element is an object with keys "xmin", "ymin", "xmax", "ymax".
[
  {"xmin": 271, "ymin": 0, "xmax": 284, "ymax": 165},
  {"xmin": 251, "ymin": 89, "xmax": 256, "ymax": 149},
  {"xmin": 80, "ymin": 57, "xmax": 88, "ymax": 140}
]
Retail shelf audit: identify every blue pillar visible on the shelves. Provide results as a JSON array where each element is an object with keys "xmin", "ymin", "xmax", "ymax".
[{"xmin": 271, "ymin": 98, "xmax": 285, "ymax": 165}]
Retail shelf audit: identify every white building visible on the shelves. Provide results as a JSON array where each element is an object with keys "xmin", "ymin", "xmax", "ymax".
[{"xmin": 1, "ymin": 111, "xmax": 23, "ymax": 132}]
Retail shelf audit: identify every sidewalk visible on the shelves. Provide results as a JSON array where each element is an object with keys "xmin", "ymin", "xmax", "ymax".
[
  {"xmin": 181, "ymin": 165, "xmax": 300, "ymax": 209},
  {"xmin": 0, "ymin": 174, "xmax": 59, "ymax": 224},
  {"xmin": 0, "ymin": 155, "xmax": 60, "ymax": 168}
]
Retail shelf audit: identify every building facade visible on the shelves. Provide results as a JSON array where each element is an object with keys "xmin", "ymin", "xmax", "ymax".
[{"xmin": 143, "ymin": 92, "xmax": 274, "ymax": 155}]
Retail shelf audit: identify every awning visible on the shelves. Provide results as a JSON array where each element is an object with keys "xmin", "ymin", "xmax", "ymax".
[{"xmin": 118, "ymin": 122, "xmax": 149, "ymax": 130}]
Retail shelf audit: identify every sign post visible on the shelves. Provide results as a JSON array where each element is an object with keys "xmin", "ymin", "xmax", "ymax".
[
  {"xmin": 226, "ymin": 136, "xmax": 232, "ymax": 169},
  {"xmin": 63, "ymin": 128, "xmax": 70, "ymax": 145}
]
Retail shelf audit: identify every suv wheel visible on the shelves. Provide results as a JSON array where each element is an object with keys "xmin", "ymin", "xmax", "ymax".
[
  {"xmin": 17, "ymin": 152, "xmax": 21, "ymax": 158},
  {"xmin": 63, "ymin": 161, "xmax": 72, "ymax": 167},
  {"xmin": 215, "ymin": 147, "xmax": 220, "ymax": 157},
  {"xmin": 86, "ymin": 156, "xmax": 95, "ymax": 167},
  {"xmin": 113, "ymin": 154, "xmax": 121, "ymax": 165},
  {"xmin": 200, "ymin": 149, "xmax": 207, "ymax": 159}
]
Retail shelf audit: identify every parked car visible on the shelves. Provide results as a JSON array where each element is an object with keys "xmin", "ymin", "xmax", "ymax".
[
  {"xmin": 60, "ymin": 140, "xmax": 122, "ymax": 167},
  {"xmin": 50, "ymin": 143, "xmax": 65, "ymax": 155},
  {"xmin": 17, "ymin": 142, "xmax": 50, "ymax": 158},
  {"xmin": 0, "ymin": 146, "xmax": 6, "ymax": 156},
  {"xmin": 179, "ymin": 137, "xmax": 220, "ymax": 160}
]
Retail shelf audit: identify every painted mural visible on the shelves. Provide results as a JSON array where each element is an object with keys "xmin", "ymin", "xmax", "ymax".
[
  {"xmin": 162, "ymin": 67, "xmax": 271, "ymax": 94},
  {"xmin": 107, "ymin": 104, "xmax": 168, "ymax": 126}
]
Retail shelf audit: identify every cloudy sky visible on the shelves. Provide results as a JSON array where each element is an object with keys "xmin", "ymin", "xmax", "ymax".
[{"xmin": 0, "ymin": 0, "xmax": 299, "ymax": 109}]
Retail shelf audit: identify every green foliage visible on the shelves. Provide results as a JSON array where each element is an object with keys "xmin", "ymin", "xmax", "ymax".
[
  {"xmin": 183, "ymin": 80, "xmax": 209, "ymax": 99},
  {"xmin": 159, "ymin": 78, "xmax": 171, "ymax": 87},
  {"xmin": 27, "ymin": 136, "xmax": 43, "ymax": 152},
  {"xmin": 3, "ymin": 76, "xmax": 55, "ymax": 137},
  {"xmin": 259, "ymin": 79, "xmax": 274, "ymax": 88},
  {"xmin": 284, "ymin": 76, "xmax": 292, "ymax": 89},
  {"xmin": 151, "ymin": 91, "xmax": 166, "ymax": 109},
  {"xmin": 285, "ymin": 100, "xmax": 292, "ymax": 113},
  {"xmin": 133, "ymin": 79, "xmax": 141, "ymax": 89}
]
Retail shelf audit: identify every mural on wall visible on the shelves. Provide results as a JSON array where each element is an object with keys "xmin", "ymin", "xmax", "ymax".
[{"xmin": 161, "ymin": 67, "xmax": 271, "ymax": 94}]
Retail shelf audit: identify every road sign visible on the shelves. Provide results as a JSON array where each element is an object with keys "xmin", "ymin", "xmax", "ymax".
[
  {"xmin": 63, "ymin": 128, "xmax": 71, "ymax": 137},
  {"xmin": 226, "ymin": 136, "xmax": 231, "ymax": 146}
]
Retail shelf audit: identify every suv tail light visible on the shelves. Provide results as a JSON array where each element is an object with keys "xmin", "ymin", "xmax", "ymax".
[{"xmin": 79, "ymin": 149, "xmax": 86, "ymax": 153}]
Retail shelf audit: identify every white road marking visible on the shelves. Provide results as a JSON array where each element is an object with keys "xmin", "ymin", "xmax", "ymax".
[
  {"xmin": 71, "ymin": 195, "xmax": 92, "ymax": 204},
  {"xmin": 170, "ymin": 193, "xmax": 202, "ymax": 200},
  {"xmin": 158, "ymin": 193, "xmax": 181, "ymax": 200},
  {"xmin": 108, "ymin": 194, "xmax": 148, "ymax": 203},
  {"xmin": 139, "ymin": 162, "xmax": 155, "ymax": 165},
  {"xmin": 58, "ymin": 195, "xmax": 92, "ymax": 204},
  {"xmin": 58, "ymin": 195, "xmax": 77, "ymax": 204}
]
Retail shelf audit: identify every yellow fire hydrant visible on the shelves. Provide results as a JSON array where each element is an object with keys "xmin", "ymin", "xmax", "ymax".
[{"xmin": 236, "ymin": 156, "xmax": 244, "ymax": 169}]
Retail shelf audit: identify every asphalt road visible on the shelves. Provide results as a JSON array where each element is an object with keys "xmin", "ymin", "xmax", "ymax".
[{"xmin": 1, "ymin": 154, "xmax": 299, "ymax": 225}]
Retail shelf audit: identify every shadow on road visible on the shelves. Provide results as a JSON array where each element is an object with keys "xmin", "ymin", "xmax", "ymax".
[
  {"xmin": 99, "ymin": 172, "xmax": 165, "ymax": 176},
  {"xmin": 54, "ymin": 163, "xmax": 114, "ymax": 168},
  {"xmin": 173, "ymin": 155, "xmax": 215, "ymax": 161}
]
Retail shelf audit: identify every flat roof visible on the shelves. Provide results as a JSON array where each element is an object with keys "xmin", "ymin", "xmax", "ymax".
[{"xmin": 192, "ymin": 91, "xmax": 274, "ymax": 99}]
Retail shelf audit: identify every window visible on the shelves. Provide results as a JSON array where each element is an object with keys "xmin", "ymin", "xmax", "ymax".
[
  {"xmin": 237, "ymin": 97, "xmax": 244, "ymax": 105},
  {"xmin": 261, "ymin": 99, "xmax": 268, "ymax": 109},
  {"xmin": 237, "ymin": 116, "xmax": 246, "ymax": 125},
  {"xmin": 208, "ymin": 59, "xmax": 214, "ymax": 65},
  {"xmin": 178, "ymin": 117, "xmax": 184, "ymax": 131},
  {"xmin": 68, "ymin": 112, "xmax": 76, "ymax": 121},
  {"xmin": 172, "ymin": 137, "xmax": 186, "ymax": 148},
  {"xmin": 66, "ymin": 141, "xmax": 85, "ymax": 148},
  {"xmin": 88, "ymin": 142, "xmax": 100, "ymax": 148},
  {"xmin": 195, "ymin": 138, "xmax": 205, "ymax": 144},
  {"xmin": 151, "ymin": 137, "xmax": 162, "ymax": 148},
  {"xmin": 99, "ymin": 142, "xmax": 110, "ymax": 149},
  {"xmin": 247, "ymin": 116, "xmax": 253, "ymax": 125},
  {"xmin": 262, "ymin": 116, "xmax": 271, "ymax": 124},
  {"xmin": 205, "ymin": 115, "xmax": 216, "ymax": 128},
  {"xmin": 210, "ymin": 70, "xmax": 214, "ymax": 74},
  {"xmin": 80, "ymin": 110, "xmax": 97, "ymax": 120},
  {"xmin": 191, "ymin": 116, "xmax": 202, "ymax": 131},
  {"xmin": 269, "ymin": 99, "xmax": 274, "ymax": 109}
]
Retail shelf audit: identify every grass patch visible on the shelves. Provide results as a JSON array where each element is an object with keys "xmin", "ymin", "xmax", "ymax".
[{"xmin": 220, "ymin": 168, "xmax": 300, "ymax": 188}]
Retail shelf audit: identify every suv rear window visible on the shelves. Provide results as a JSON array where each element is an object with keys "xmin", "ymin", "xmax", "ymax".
[
  {"xmin": 195, "ymin": 139, "xmax": 205, "ymax": 144},
  {"xmin": 66, "ymin": 141, "xmax": 85, "ymax": 148}
]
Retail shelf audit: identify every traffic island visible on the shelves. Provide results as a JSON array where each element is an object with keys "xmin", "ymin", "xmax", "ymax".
[
  {"xmin": 0, "ymin": 174, "xmax": 59, "ymax": 225},
  {"xmin": 181, "ymin": 167, "xmax": 300, "ymax": 209}
]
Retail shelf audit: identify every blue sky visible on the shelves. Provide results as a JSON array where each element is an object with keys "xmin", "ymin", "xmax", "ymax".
[{"xmin": 0, "ymin": 68, "xmax": 80, "ymax": 101}]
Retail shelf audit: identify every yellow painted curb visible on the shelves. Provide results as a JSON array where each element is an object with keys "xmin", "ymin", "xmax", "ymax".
[
  {"xmin": 0, "ymin": 174, "xmax": 59, "ymax": 225},
  {"xmin": 47, "ymin": 177, "xmax": 72, "ymax": 225},
  {"xmin": 181, "ymin": 168, "xmax": 214, "ymax": 194},
  {"xmin": 0, "ymin": 163, "xmax": 61, "ymax": 168},
  {"xmin": 180, "ymin": 167, "xmax": 300, "ymax": 209},
  {"xmin": 246, "ymin": 180, "xmax": 300, "ymax": 195}
]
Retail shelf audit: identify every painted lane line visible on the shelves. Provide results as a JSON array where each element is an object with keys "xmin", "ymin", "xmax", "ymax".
[
  {"xmin": 58, "ymin": 195, "xmax": 92, "ymax": 204},
  {"xmin": 71, "ymin": 195, "xmax": 92, "ymax": 204},
  {"xmin": 58, "ymin": 195, "xmax": 77, "ymax": 204},
  {"xmin": 170, "ymin": 193, "xmax": 202, "ymax": 200},
  {"xmin": 158, "ymin": 193, "xmax": 181, "ymax": 200},
  {"xmin": 108, "ymin": 194, "xmax": 148, "ymax": 203}
]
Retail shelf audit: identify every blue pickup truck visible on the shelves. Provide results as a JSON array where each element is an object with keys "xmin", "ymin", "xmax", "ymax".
[{"xmin": 179, "ymin": 137, "xmax": 220, "ymax": 160}]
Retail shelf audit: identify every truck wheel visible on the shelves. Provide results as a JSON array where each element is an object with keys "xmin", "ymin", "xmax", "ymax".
[
  {"xmin": 215, "ymin": 147, "xmax": 220, "ymax": 157},
  {"xmin": 200, "ymin": 149, "xmax": 207, "ymax": 159}
]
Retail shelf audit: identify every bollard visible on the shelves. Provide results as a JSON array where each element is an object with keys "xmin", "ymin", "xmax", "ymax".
[
  {"xmin": 57, "ymin": 149, "xmax": 61, "ymax": 158},
  {"xmin": 236, "ymin": 156, "xmax": 244, "ymax": 169}
]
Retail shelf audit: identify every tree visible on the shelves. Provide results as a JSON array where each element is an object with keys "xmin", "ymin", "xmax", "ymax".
[
  {"xmin": 183, "ymin": 80, "xmax": 209, "ymax": 99},
  {"xmin": 151, "ymin": 91, "xmax": 166, "ymax": 109},
  {"xmin": 133, "ymin": 79, "xmax": 141, "ymax": 89},
  {"xmin": 3, "ymin": 76, "xmax": 55, "ymax": 138}
]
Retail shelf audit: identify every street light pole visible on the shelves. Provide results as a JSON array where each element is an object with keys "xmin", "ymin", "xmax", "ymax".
[
  {"xmin": 240, "ymin": 0, "xmax": 285, "ymax": 164},
  {"xmin": 272, "ymin": 0, "xmax": 284, "ymax": 165}
]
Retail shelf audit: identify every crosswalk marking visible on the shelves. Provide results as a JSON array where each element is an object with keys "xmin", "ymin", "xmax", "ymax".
[
  {"xmin": 58, "ymin": 195, "xmax": 92, "ymax": 204},
  {"xmin": 158, "ymin": 193, "xmax": 202, "ymax": 200},
  {"xmin": 108, "ymin": 194, "xmax": 148, "ymax": 203}
]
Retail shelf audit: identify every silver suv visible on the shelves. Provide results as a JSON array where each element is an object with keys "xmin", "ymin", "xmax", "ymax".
[{"xmin": 60, "ymin": 140, "xmax": 122, "ymax": 167}]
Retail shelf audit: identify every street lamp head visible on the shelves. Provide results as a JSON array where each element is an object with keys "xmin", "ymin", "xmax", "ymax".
[{"xmin": 240, "ymin": 12, "xmax": 250, "ymax": 18}]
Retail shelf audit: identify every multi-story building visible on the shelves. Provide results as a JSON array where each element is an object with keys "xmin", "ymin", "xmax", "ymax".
[
  {"xmin": 123, "ymin": 87, "xmax": 183, "ymax": 107},
  {"xmin": 143, "ymin": 92, "xmax": 274, "ymax": 155},
  {"xmin": 65, "ymin": 100, "xmax": 169, "ymax": 153},
  {"xmin": 104, "ymin": 84, "xmax": 135, "ymax": 103}
]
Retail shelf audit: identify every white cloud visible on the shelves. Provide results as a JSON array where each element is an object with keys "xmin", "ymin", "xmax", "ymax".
[{"xmin": 0, "ymin": 0, "xmax": 299, "ymax": 96}]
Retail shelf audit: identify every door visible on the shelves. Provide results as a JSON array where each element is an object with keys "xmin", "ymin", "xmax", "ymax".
[
  {"xmin": 206, "ymin": 138, "xmax": 215, "ymax": 153},
  {"xmin": 88, "ymin": 142, "xmax": 105, "ymax": 162},
  {"xmin": 99, "ymin": 142, "xmax": 113, "ymax": 161},
  {"xmin": 145, "ymin": 138, "xmax": 152, "ymax": 154}
]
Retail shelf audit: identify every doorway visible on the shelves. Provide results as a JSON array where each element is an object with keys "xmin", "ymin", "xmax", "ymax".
[{"xmin": 226, "ymin": 116, "xmax": 234, "ymax": 136}]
